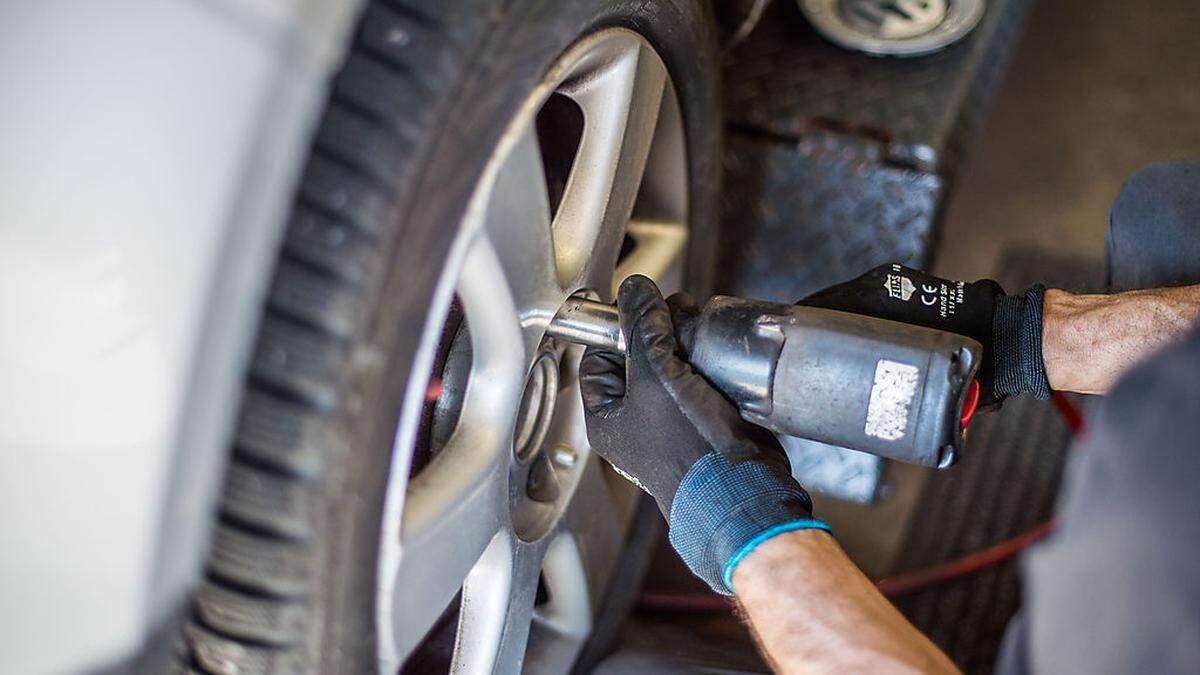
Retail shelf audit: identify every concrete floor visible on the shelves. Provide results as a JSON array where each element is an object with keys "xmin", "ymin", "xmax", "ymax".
[{"xmin": 936, "ymin": 0, "xmax": 1200, "ymax": 281}]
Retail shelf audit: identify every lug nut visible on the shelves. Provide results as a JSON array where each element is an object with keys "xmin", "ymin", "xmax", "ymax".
[{"xmin": 551, "ymin": 443, "xmax": 577, "ymax": 468}]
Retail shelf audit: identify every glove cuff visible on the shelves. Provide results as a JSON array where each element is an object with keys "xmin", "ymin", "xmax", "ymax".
[
  {"xmin": 667, "ymin": 452, "xmax": 826, "ymax": 595},
  {"xmin": 992, "ymin": 284, "xmax": 1052, "ymax": 400}
]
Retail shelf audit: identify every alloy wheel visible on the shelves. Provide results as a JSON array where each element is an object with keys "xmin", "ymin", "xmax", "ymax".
[{"xmin": 376, "ymin": 28, "xmax": 688, "ymax": 673}]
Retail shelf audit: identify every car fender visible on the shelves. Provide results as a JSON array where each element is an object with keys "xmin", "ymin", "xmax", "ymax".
[{"xmin": 0, "ymin": 0, "xmax": 363, "ymax": 671}]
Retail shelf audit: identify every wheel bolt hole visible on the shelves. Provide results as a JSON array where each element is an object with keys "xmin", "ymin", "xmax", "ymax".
[
  {"xmin": 534, "ymin": 572, "xmax": 551, "ymax": 607},
  {"xmin": 551, "ymin": 443, "xmax": 577, "ymax": 468}
]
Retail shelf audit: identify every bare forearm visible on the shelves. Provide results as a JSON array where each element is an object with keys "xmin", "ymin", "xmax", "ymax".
[
  {"xmin": 1042, "ymin": 284, "xmax": 1200, "ymax": 394},
  {"xmin": 732, "ymin": 530, "xmax": 959, "ymax": 675}
]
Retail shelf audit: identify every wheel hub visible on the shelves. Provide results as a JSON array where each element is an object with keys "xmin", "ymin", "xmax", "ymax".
[
  {"xmin": 798, "ymin": 0, "xmax": 986, "ymax": 56},
  {"xmin": 840, "ymin": 0, "xmax": 947, "ymax": 40}
]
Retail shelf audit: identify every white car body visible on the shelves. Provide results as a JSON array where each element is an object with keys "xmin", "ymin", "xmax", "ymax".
[{"xmin": 0, "ymin": 1, "xmax": 363, "ymax": 671}]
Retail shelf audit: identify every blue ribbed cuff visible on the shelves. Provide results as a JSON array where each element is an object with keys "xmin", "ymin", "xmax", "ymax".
[
  {"xmin": 721, "ymin": 519, "xmax": 832, "ymax": 590},
  {"xmin": 668, "ymin": 452, "xmax": 819, "ymax": 595}
]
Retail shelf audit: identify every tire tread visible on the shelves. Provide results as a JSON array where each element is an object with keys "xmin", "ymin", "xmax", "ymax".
[
  {"xmin": 283, "ymin": 206, "xmax": 377, "ymax": 285},
  {"xmin": 207, "ymin": 524, "xmax": 311, "ymax": 599},
  {"xmin": 193, "ymin": 582, "xmax": 307, "ymax": 647},
  {"xmin": 234, "ymin": 391, "xmax": 327, "ymax": 479},
  {"xmin": 220, "ymin": 464, "xmax": 314, "ymax": 541},
  {"xmin": 269, "ymin": 260, "xmax": 361, "ymax": 340},
  {"xmin": 181, "ymin": 1, "xmax": 461, "ymax": 668}
]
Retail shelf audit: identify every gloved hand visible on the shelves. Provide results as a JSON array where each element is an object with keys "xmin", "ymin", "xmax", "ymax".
[
  {"xmin": 799, "ymin": 263, "xmax": 1050, "ymax": 406},
  {"xmin": 580, "ymin": 275, "xmax": 829, "ymax": 595}
]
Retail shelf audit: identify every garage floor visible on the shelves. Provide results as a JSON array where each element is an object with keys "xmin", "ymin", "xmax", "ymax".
[
  {"xmin": 936, "ymin": 0, "xmax": 1200, "ymax": 282},
  {"xmin": 617, "ymin": 0, "xmax": 1200, "ymax": 672}
]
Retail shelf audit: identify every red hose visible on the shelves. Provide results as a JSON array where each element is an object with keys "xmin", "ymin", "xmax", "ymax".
[
  {"xmin": 874, "ymin": 517, "xmax": 1060, "ymax": 597},
  {"xmin": 637, "ymin": 393, "xmax": 1088, "ymax": 610},
  {"xmin": 1051, "ymin": 391, "xmax": 1086, "ymax": 437},
  {"xmin": 639, "ymin": 591, "xmax": 734, "ymax": 613}
]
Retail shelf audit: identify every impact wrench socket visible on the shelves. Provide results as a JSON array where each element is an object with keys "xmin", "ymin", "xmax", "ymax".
[{"xmin": 548, "ymin": 296, "xmax": 982, "ymax": 468}]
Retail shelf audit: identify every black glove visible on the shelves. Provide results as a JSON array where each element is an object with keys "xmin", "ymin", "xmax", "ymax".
[
  {"xmin": 799, "ymin": 263, "xmax": 1050, "ymax": 405},
  {"xmin": 580, "ymin": 276, "xmax": 827, "ymax": 594},
  {"xmin": 579, "ymin": 276, "xmax": 790, "ymax": 514}
]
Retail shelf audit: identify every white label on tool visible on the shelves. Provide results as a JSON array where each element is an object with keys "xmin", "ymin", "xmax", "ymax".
[{"xmin": 865, "ymin": 360, "xmax": 919, "ymax": 441}]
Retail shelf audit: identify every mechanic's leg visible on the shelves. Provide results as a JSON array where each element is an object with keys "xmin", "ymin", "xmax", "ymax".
[
  {"xmin": 997, "ymin": 160, "xmax": 1200, "ymax": 674},
  {"xmin": 1106, "ymin": 159, "xmax": 1200, "ymax": 291},
  {"xmin": 998, "ymin": 162, "xmax": 1200, "ymax": 674}
]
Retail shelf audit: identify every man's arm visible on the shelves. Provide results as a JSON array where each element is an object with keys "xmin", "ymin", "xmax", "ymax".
[
  {"xmin": 578, "ymin": 276, "xmax": 1199, "ymax": 675},
  {"xmin": 733, "ymin": 530, "xmax": 959, "ymax": 675},
  {"xmin": 721, "ymin": 284, "xmax": 1200, "ymax": 674},
  {"xmin": 1042, "ymin": 284, "xmax": 1200, "ymax": 394}
]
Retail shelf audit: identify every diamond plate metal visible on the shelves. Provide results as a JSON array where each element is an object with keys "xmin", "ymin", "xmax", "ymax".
[
  {"xmin": 715, "ymin": 0, "xmax": 1034, "ymax": 503},
  {"xmin": 780, "ymin": 435, "xmax": 882, "ymax": 503},
  {"xmin": 716, "ymin": 131, "xmax": 942, "ymax": 301}
]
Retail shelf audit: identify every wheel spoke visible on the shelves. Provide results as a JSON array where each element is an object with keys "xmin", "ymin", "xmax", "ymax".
[
  {"xmin": 453, "ymin": 539, "xmax": 542, "ymax": 674},
  {"xmin": 555, "ymin": 37, "xmax": 667, "ymax": 287},
  {"xmin": 386, "ymin": 455, "xmax": 507, "ymax": 661},
  {"xmin": 613, "ymin": 219, "xmax": 688, "ymax": 296},
  {"xmin": 458, "ymin": 224, "xmax": 529, "ymax": 381},
  {"xmin": 480, "ymin": 122, "xmax": 562, "ymax": 357},
  {"xmin": 545, "ymin": 360, "xmax": 626, "ymax": 615},
  {"xmin": 524, "ymin": 534, "xmax": 593, "ymax": 675},
  {"xmin": 381, "ymin": 232, "xmax": 528, "ymax": 663},
  {"xmin": 559, "ymin": 455, "xmax": 625, "ymax": 605}
]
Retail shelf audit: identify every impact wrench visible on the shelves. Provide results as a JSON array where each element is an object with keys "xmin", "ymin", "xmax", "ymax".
[{"xmin": 546, "ymin": 295, "xmax": 983, "ymax": 468}]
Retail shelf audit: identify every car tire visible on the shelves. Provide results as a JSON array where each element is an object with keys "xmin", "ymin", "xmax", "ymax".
[{"xmin": 178, "ymin": 1, "xmax": 720, "ymax": 672}]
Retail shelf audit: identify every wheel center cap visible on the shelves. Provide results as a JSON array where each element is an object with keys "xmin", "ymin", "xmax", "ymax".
[{"xmin": 840, "ymin": 0, "xmax": 947, "ymax": 40}]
